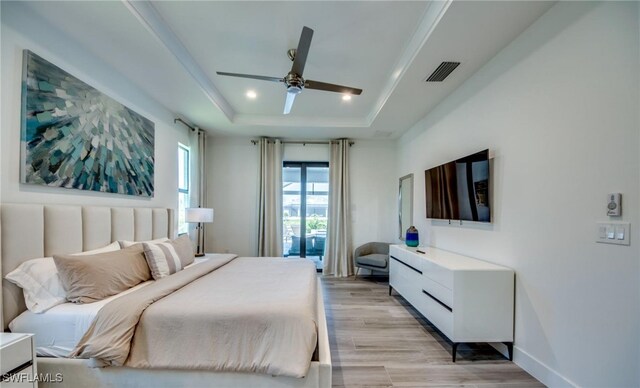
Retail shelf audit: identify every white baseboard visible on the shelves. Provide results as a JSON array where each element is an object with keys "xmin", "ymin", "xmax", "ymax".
[{"xmin": 513, "ymin": 345, "xmax": 578, "ymax": 387}]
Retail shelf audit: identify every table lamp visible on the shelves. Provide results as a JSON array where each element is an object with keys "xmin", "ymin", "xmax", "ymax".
[{"xmin": 185, "ymin": 207, "xmax": 214, "ymax": 257}]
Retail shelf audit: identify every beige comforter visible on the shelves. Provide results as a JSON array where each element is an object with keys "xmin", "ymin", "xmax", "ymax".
[{"xmin": 71, "ymin": 256, "xmax": 318, "ymax": 378}]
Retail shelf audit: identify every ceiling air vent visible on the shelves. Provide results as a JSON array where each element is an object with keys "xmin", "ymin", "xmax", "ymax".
[{"xmin": 425, "ymin": 61, "xmax": 460, "ymax": 82}]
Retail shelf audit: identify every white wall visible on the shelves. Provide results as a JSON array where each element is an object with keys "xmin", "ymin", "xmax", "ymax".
[
  {"xmin": 205, "ymin": 137, "xmax": 259, "ymax": 256},
  {"xmin": 397, "ymin": 2, "xmax": 639, "ymax": 387},
  {"xmin": 206, "ymin": 137, "xmax": 397, "ymax": 258},
  {"xmin": 349, "ymin": 140, "xmax": 397, "ymax": 249},
  {"xmin": 0, "ymin": 2, "xmax": 189, "ymax": 210}
]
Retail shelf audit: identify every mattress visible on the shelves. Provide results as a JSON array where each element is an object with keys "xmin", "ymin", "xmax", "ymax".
[
  {"xmin": 9, "ymin": 281, "xmax": 151, "ymax": 357},
  {"xmin": 8, "ymin": 258, "xmax": 209, "ymax": 357}
]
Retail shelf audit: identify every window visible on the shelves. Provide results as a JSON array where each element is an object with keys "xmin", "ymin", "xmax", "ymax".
[{"xmin": 178, "ymin": 144, "xmax": 190, "ymax": 234}]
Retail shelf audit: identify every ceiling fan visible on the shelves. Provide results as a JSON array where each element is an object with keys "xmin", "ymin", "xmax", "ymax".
[{"xmin": 216, "ymin": 26, "xmax": 363, "ymax": 115}]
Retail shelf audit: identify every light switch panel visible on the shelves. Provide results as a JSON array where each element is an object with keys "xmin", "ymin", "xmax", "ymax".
[{"xmin": 596, "ymin": 222, "xmax": 630, "ymax": 246}]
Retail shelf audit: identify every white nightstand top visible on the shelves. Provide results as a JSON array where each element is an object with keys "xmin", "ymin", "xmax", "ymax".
[{"xmin": 0, "ymin": 332, "xmax": 31, "ymax": 348}]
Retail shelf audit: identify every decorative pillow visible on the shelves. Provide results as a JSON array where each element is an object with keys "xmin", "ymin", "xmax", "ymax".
[
  {"xmin": 4, "ymin": 242, "xmax": 122, "ymax": 313},
  {"xmin": 142, "ymin": 235, "xmax": 195, "ymax": 280},
  {"xmin": 53, "ymin": 244, "xmax": 151, "ymax": 304},
  {"xmin": 119, "ymin": 238, "xmax": 170, "ymax": 249}
]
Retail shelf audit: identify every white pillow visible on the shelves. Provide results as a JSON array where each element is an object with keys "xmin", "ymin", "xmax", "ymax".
[
  {"xmin": 119, "ymin": 238, "xmax": 169, "ymax": 248},
  {"xmin": 5, "ymin": 257, "xmax": 65, "ymax": 313},
  {"xmin": 4, "ymin": 242, "xmax": 121, "ymax": 313},
  {"xmin": 73, "ymin": 241, "xmax": 121, "ymax": 256}
]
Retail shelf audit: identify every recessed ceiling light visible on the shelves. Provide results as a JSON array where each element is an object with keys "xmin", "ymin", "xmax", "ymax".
[
  {"xmin": 246, "ymin": 90, "xmax": 257, "ymax": 99},
  {"xmin": 342, "ymin": 95, "xmax": 352, "ymax": 101}
]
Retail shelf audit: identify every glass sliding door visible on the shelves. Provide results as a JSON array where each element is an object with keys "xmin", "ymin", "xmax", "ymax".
[
  {"xmin": 283, "ymin": 162, "xmax": 329, "ymax": 270},
  {"xmin": 305, "ymin": 167, "xmax": 328, "ymax": 263},
  {"xmin": 283, "ymin": 165, "xmax": 302, "ymax": 259}
]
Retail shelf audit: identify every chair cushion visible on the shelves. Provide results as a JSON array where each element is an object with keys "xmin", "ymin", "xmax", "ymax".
[{"xmin": 356, "ymin": 253, "xmax": 388, "ymax": 269}]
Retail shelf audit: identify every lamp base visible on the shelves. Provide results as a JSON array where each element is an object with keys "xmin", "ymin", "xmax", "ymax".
[{"xmin": 195, "ymin": 252, "xmax": 206, "ymax": 257}]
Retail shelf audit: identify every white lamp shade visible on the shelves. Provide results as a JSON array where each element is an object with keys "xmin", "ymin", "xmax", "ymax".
[{"xmin": 185, "ymin": 208, "xmax": 214, "ymax": 223}]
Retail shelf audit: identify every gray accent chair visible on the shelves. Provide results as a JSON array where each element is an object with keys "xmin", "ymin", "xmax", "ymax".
[{"xmin": 354, "ymin": 242, "xmax": 390, "ymax": 278}]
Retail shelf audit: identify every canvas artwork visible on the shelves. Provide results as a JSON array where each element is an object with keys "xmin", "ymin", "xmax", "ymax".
[{"xmin": 21, "ymin": 50, "xmax": 155, "ymax": 197}]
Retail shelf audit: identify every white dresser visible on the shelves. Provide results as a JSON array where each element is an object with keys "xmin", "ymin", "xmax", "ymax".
[
  {"xmin": 1, "ymin": 333, "xmax": 38, "ymax": 387},
  {"xmin": 389, "ymin": 244, "xmax": 514, "ymax": 362}
]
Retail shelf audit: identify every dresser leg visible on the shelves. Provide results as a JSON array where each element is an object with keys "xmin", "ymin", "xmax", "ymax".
[
  {"xmin": 504, "ymin": 342, "xmax": 513, "ymax": 361},
  {"xmin": 452, "ymin": 342, "xmax": 459, "ymax": 362},
  {"xmin": 388, "ymin": 285, "xmax": 393, "ymax": 295}
]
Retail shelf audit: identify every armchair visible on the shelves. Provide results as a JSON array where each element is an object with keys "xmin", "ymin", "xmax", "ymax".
[{"xmin": 354, "ymin": 242, "xmax": 390, "ymax": 279}]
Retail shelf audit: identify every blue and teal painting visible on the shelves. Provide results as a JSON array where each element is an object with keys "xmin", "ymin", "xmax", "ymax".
[{"xmin": 20, "ymin": 50, "xmax": 155, "ymax": 197}]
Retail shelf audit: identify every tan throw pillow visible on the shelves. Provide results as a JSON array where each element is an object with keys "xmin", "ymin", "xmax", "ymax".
[
  {"xmin": 142, "ymin": 235, "xmax": 195, "ymax": 280},
  {"xmin": 4, "ymin": 242, "xmax": 123, "ymax": 312},
  {"xmin": 53, "ymin": 244, "xmax": 151, "ymax": 304}
]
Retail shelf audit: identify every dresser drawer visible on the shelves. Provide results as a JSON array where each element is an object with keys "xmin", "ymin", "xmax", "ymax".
[
  {"xmin": 422, "ymin": 275, "xmax": 453, "ymax": 310},
  {"xmin": 420, "ymin": 289, "xmax": 453, "ymax": 339},
  {"xmin": 390, "ymin": 258, "xmax": 423, "ymax": 307},
  {"xmin": 422, "ymin": 259, "xmax": 453, "ymax": 289},
  {"xmin": 1, "ymin": 336, "xmax": 33, "ymax": 375},
  {"xmin": 390, "ymin": 247, "xmax": 422, "ymax": 274}
]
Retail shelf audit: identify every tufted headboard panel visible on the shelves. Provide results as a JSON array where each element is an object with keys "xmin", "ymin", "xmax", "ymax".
[{"xmin": 1, "ymin": 203, "xmax": 175, "ymax": 329}]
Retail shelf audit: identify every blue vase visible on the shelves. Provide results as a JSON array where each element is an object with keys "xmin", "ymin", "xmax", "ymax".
[{"xmin": 405, "ymin": 226, "xmax": 419, "ymax": 247}]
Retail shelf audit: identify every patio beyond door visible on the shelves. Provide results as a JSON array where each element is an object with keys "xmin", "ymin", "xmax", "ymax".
[{"xmin": 282, "ymin": 162, "xmax": 329, "ymax": 270}]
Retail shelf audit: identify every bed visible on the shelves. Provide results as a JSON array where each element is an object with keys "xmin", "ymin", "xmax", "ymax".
[{"xmin": 1, "ymin": 203, "xmax": 331, "ymax": 388}]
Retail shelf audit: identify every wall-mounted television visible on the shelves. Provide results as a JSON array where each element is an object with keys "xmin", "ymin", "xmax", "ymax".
[{"xmin": 425, "ymin": 149, "xmax": 490, "ymax": 222}]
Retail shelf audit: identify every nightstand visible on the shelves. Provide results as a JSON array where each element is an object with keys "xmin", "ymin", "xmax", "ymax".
[{"xmin": 1, "ymin": 333, "xmax": 38, "ymax": 387}]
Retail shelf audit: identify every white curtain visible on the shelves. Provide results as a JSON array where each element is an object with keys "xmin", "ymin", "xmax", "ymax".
[
  {"xmin": 324, "ymin": 139, "xmax": 353, "ymax": 277},
  {"xmin": 189, "ymin": 129, "xmax": 206, "ymax": 248},
  {"xmin": 257, "ymin": 138, "xmax": 283, "ymax": 257}
]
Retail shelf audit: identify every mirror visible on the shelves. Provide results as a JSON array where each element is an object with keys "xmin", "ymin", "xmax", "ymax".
[{"xmin": 399, "ymin": 174, "xmax": 414, "ymax": 240}]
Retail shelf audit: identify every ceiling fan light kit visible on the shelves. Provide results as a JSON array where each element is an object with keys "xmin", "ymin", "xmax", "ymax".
[{"xmin": 217, "ymin": 26, "xmax": 363, "ymax": 114}]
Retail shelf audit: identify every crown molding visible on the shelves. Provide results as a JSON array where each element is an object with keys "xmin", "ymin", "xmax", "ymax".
[
  {"xmin": 234, "ymin": 114, "xmax": 368, "ymax": 128},
  {"xmin": 366, "ymin": 0, "xmax": 452, "ymax": 125},
  {"xmin": 122, "ymin": 0, "xmax": 236, "ymax": 122}
]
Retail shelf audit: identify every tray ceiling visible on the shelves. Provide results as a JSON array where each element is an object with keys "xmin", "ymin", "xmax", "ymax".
[{"xmin": 7, "ymin": 1, "xmax": 554, "ymax": 139}]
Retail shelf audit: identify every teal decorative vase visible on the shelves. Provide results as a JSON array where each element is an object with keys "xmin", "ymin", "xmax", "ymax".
[{"xmin": 405, "ymin": 226, "xmax": 419, "ymax": 247}]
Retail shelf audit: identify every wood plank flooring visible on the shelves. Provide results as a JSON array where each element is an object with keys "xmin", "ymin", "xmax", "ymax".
[{"xmin": 321, "ymin": 276, "xmax": 544, "ymax": 388}]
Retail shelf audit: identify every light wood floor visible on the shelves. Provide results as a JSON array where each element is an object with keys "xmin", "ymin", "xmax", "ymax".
[{"xmin": 321, "ymin": 275, "xmax": 544, "ymax": 388}]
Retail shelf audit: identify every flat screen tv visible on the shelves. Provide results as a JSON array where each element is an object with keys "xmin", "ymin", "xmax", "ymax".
[{"xmin": 425, "ymin": 149, "xmax": 490, "ymax": 222}]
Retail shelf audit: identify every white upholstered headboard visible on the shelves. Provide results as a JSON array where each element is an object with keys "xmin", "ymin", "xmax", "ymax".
[{"xmin": 1, "ymin": 203, "xmax": 175, "ymax": 329}]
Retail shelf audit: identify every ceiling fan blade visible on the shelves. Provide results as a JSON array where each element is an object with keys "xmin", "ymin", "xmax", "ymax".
[
  {"xmin": 283, "ymin": 91, "xmax": 298, "ymax": 115},
  {"xmin": 216, "ymin": 71, "xmax": 283, "ymax": 83},
  {"xmin": 305, "ymin": 80, "xmax": 363, "ymax": 95},
  {"xmin": 290, "ymin": 26, "xmax": 313, "ymax": 76}
]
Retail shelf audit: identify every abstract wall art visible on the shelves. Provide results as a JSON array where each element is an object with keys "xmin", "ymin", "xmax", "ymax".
[{"xmin": 20, "ymin": 50, "xmax": 155, "ymax": 197}]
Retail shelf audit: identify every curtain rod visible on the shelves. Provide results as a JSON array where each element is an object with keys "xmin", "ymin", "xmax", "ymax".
[
  {"xmin": 174, "ymin": 118, "xmax": 204, "ymax": 134},
  {"xmin": 250, "ymin": 139, "xmax": 354, "ymax": 146}
]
